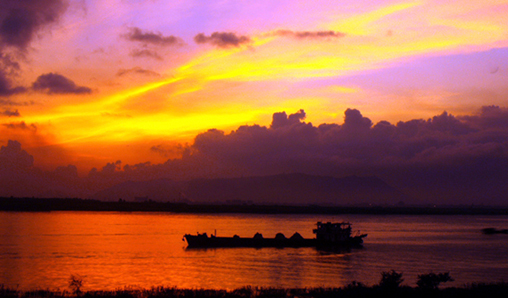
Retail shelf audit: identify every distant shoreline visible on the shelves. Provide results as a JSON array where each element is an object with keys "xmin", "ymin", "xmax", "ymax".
[{"xmin": 1, "ymin": 197, "xmax": 508, "ymax": 215}]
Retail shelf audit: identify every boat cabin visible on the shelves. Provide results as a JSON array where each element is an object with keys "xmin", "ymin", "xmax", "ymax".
[{"xmin": 313, "ymin": 221, "xmax": 353, "ymax": 243}]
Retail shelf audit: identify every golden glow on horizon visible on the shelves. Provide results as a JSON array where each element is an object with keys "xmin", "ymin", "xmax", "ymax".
[
  {"xmin": 326, "ymin": 86, "xmax": 358, "ymax": 94},
  {"xmin": 331, "ymin": 1, "xmax": 422, "ymax": 35}
]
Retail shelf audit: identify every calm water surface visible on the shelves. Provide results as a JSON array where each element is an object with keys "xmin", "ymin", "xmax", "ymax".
[{"xmin": 1, "ymin": 212, "xmax": 507, "ymax": 290}]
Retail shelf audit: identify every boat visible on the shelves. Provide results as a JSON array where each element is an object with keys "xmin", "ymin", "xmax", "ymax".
[
  {"xmin": 482, "ymin": 227, "xmax": 508, "ymax": 235},
  {"xmin": 183, "ymin": 221, "xmax": 367, "ymax": 248}
]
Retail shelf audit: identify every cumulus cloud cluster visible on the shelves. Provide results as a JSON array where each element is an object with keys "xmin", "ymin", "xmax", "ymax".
[
  {"xmin": 0, "ymin": 140, "xmax": 85, "ymax": 198},
  {"xmin": 121, "ymin": 106, "xmax": 508, "ymax": 204},
  {"xmin": 2, "ymin": 107, "xmax": 508, "ymax": 205},
  {"xmin": 0, "ymin": 140, "xmax": 34, "ymax": 169}
]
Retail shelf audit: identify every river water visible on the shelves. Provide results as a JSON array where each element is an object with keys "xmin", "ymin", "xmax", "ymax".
[{"xmin": 1, "ymin": 212, "xmax": 507, "ymax": 290}]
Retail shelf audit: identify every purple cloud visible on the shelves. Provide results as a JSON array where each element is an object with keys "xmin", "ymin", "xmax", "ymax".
[
  {"xmin": 116, "ymin": 67, "xmax": 160, "ymax": 77},
  {"xmin": 123, "ymin": 27, "xmax": 183, "ymax": 46},
  {"xmin": 0, "ymin": 1, "xmax": 69, "ymax": 98},
  {"xmin": 194, "ymin": 32, "xmax": 251, "ymax": 48},
  {"xmin": 0, "ymin": 71, "xmax": 26, "ymax": 96},
  {"xmin": 1, "ymin": 109, "xmax": 20, "ymax": 117},
  {"xmin": 2, "ymin": 121, "xmax": 36, "ymax": 131},
  {"xmin": 0, "ymin": 54, "xmax": 26, "ymax": 97},
  {"xmin": 0, "ymin": 140, "xmax": 87, "ymax": 198},
  {"xmin": 459, "ymin": 105, "xmax": 508, "ymax": 129},
  {"xmin": 0, "ymin": 0, "xmax": 68, "ymax": 50},
  {"xmin": 31, "ymin": 73, "xmax": 92, "ymax": 94},
  {"xmin": 0, "ymin": 140, "xmax": 34, "ymax": 170},
  {"xmin": 130, "ymin": 49, "xmax": 163, "ymax": 60}
]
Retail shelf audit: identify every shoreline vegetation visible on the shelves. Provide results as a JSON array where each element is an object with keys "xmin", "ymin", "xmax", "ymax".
[
  {"xmin": 1, "ymin": 197, "xmax": 508, "ymax": 215},
  {"xmin": 2, "ymin": 271, "xmax": 508, "ymax": 298}
]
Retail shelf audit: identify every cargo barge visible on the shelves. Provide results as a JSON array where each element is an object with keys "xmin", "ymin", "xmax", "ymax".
[{"xmin": 184, "ymin": 221, "xmax": 367, "ymax": 248}]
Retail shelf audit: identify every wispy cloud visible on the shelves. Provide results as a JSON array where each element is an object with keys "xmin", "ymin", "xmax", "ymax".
[
  {"xmin": 130, "ymin": 49, "xmax": 163, "ymax": 60},
  {"xmin": 123, "ymin": 27, "xmax": 184, "ymax": 46},
  {"xmin": 1, "ymin": 109, "xmax": 20, "ymax": 117},
  {"xmin": 2, "ymin": 121, "xmax": 37, "ymax": 131},
  {"xmin": 273, "ymin": 30, "xmax": 346, "ymax": 39},
  {"xmin": 116, "ymin": 67, "xmax": 160, "ymax": 77}
]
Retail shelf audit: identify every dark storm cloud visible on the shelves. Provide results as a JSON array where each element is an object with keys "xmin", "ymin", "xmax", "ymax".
[
  {"xmin": 0, "ymin": 140, "xmax": 34, "ymax": 169},
  {"xmin": 53, "ymin": 164, "xmax": 78, "ymax": 179},
  {"xmin": 150, "ymin": 144, "xmax": 185, "ymax": 157},
  {"xmin": 0, "ymin": 71, "xmax": 26, "ymax": 96},
  {"xmin": 116, "ymin": 67, "xmax": 160, "ymax": 77},
  {"xmin": 123, "ymin": 27, "xmax": 183, "ymax": 46},
  {"xmin": 0, "ymin": 140, "xmax": 86, "ymax": 198},
  {"xmin": 0, "ymin": 1, "xmax": 68, "ymax": 97},
  {"xmin": 343, "ymin": 108, "xmax": 372, "ymax": 131},
  {"xmin": 183, "ymin": 107, "xmax": 508, "ymax": 204},
  {"xmin": 187, "ymin": 107, "xmax": 507, "ymax": 170},
  {"xmin": 459, "ymin": 105, "xmax": 508, "ymax": 129},
  {"xmin": 0, "ymin": 53, "xmax": 20, "ymax": 71},
  {"xmin": 0, "ymin": 54, "xmax": 26, "ymax": 97},
  {"xmin": 194, "ymin": 32, "xmax": 251, "ymax": 48},
  {"xmin": 1, "ymin": 109, "xmax": 20, "ymax": 117},
  {"xmin": 31, "ymin": 73, "xmax": 92, "ymax": 94},
  {"xmin": 130, "ymin": 49, "xmax": 163, "ymax": 60},
  {"xmin": 274, "ymin": 30, "xmax": 346, "ymax": 39},
  {"xmin": 271, "ymin": 109, "xmax": 306, "ymax": 129},
  {"xmin": 0, "ymin": 0, "xmax": 68, "ymax": 50}
]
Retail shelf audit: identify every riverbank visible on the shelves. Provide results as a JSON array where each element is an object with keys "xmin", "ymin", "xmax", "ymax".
[
  {"xmin": 2, "ymin": 283, "xmax": 508, "ymax": 298},
  {"xmin": 2, "ymin": 197, "xmax": 508, "ymax": 215}
]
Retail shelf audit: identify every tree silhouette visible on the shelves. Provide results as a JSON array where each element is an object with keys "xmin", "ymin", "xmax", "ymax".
[{"xmin": 69, "ymin": 275, "xmax": 83, "ymax": 295}]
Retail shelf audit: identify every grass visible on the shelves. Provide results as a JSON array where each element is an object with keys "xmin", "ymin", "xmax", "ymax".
[
  {"xmin": 0, "ymin": 271, "xmax": 505, "ymax": 298},
  {"xmin": 2, "ymin": 282, "xmax": 508, "ymax": 298}
]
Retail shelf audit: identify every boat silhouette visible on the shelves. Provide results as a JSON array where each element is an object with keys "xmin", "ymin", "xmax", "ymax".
[
  {"xmin": 482, "ymin": 227, "xmax": 508, "ymax": 235},
  {"xmin": 183, "ymin": 221, "xmax": 367, "ymax": 248}
]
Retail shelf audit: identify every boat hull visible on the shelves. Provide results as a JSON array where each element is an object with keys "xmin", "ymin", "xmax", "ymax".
[{"xmin": 183, "ymin": 234, "xmax": 366, "ymax": 248}]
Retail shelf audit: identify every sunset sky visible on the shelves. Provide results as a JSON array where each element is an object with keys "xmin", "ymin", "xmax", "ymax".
[{"xmin": 1, "ymin": 0, "xmax": 508, "ymax": 203}]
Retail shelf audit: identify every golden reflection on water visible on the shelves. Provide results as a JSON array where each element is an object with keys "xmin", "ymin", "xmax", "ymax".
[{"xmin": 1, "ymin": 212, "xmax": 508, "ymax": 290}]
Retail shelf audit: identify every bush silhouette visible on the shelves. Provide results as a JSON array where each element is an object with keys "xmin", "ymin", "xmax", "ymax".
[
  {"xmin": 379, "ymin": 270, "xmax": 404, "ymax": 289},
  {"xmin": 417, "ymin": 272, "xmax": 454, "ymax": 290}
]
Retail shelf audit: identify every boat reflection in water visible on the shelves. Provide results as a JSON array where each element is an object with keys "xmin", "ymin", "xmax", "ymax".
[{"xmin": 183, "ymin": 221, "xmax": 367, "ymax": 248}]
